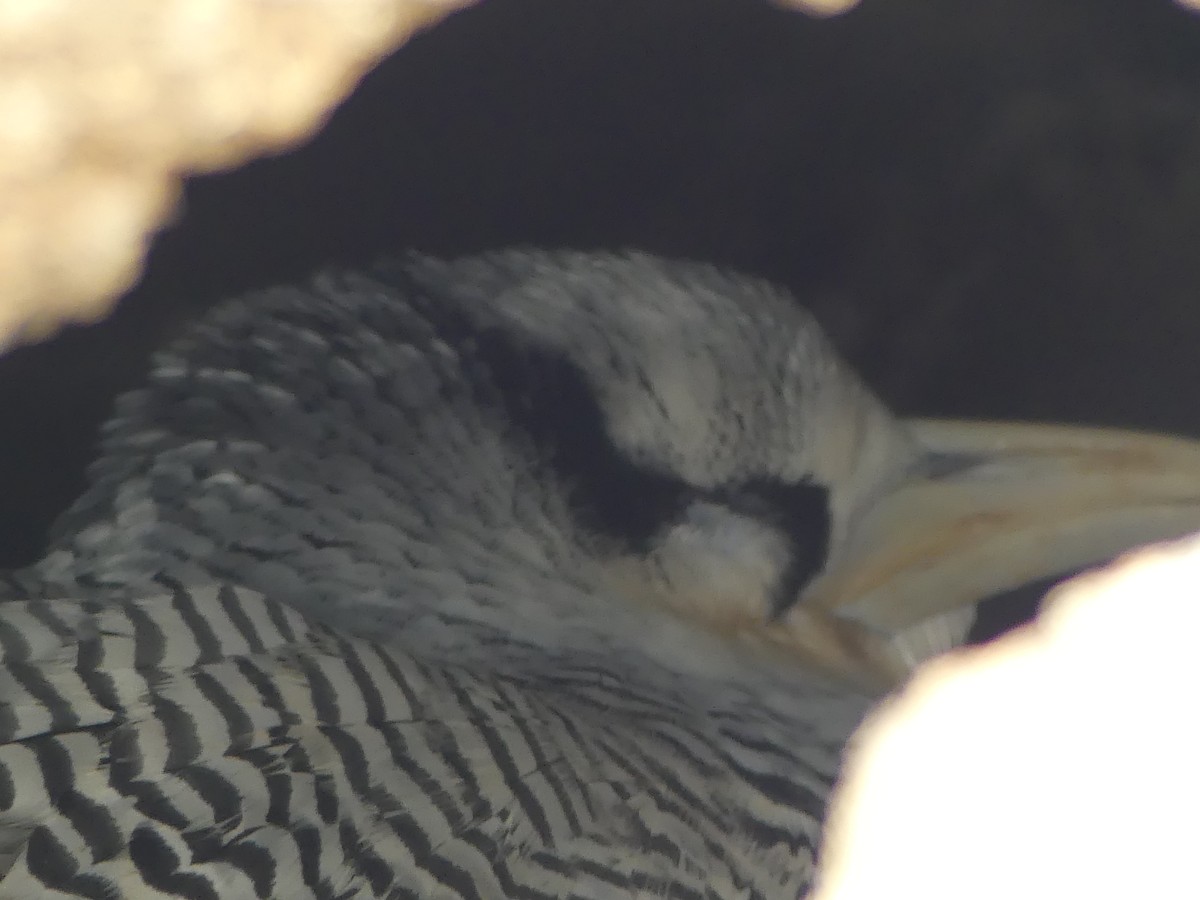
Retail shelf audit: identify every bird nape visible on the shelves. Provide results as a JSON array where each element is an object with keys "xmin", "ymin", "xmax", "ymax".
[{"xmin": 2, "ymin": 248, "xmax": 1199, "ymax": 899}]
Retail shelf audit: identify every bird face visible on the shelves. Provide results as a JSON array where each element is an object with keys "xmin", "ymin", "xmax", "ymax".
[
  {"xmin": 397, "ymin": 250, "xmax": 1200, "ymax": 691},
  {"xmin": 392, "ymin": 251, "xmax": 911, "ymax": 666}
]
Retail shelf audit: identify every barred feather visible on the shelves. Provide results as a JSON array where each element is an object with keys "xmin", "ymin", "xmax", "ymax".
[{"xmin": 0, "ymin": 582, "xmax": 846, "ymax": 898}]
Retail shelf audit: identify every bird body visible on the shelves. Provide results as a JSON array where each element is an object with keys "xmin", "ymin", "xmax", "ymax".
[
  {"xmin": 4, "ymin": 249, "xmax": 1200, "ymax": 898},
  {"xmin": 2, "ymin": 252, "xmax": 880, "ymax": 898}
]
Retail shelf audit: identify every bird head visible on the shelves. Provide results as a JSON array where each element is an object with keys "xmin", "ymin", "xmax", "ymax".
[
  {"xmin": 392, "ymin": 250, "xmax": 1200, "ymax": 690},
  {"xmin": 41, "ymin": 249, "xmax": 1200, "ymax": 694}
]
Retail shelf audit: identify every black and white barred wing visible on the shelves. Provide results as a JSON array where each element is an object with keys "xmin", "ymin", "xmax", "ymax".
[{"xmin": 0, "ymin": 585, "xmax": 820, "ymax": 899}]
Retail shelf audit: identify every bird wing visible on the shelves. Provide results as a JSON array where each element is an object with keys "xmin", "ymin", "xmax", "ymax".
[{"xmin": 0, "ymin": 580, "xmax": 834, "ymax": 899}]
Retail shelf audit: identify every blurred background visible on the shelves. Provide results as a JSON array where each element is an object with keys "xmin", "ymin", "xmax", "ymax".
[{"xmin": 4, "ymin": 0, "xmax": 1200, "ymax": 568}]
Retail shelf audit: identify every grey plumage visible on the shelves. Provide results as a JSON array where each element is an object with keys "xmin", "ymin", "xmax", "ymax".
[
  {"xmin": 2, "ymin": 250, "xmax": 893, "ymax": 898},
  {"xmin": 8, "ymin": 249, "xmax": 1190, "ymax": 898}
]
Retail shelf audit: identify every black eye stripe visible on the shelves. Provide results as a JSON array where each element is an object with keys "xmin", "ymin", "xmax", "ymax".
[
  {"xmin": 473, "ymin": 330, "xmax": 694, "ymax": 552},
  {"xmin": 389, "ymin": 266, "xmax": 833, "ymax": 604},
  {"xmin": 711, "ymin": 479, "xmax": 831, "ymax": 618},
  {"xmin": 710, "ymin": 479, "xmax": 829, "ymax": 535},
  {"xmin": 394, "ymin": 279, "xmax": 692, "ymax": 552},
  {"xmin": 466, "ymin": 332, "xmax": 834, "ymax": 608}
]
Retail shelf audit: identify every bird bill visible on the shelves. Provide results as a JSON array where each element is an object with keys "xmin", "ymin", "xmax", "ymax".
[{"xmin": 785, "ymin": 419, "xmax": 1200, "ymax": 687}]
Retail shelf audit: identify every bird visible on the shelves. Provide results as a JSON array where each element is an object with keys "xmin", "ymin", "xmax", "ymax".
[{"xmin": 2, "ymin": 248, "xmax": 1200, "ymax": 899}]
